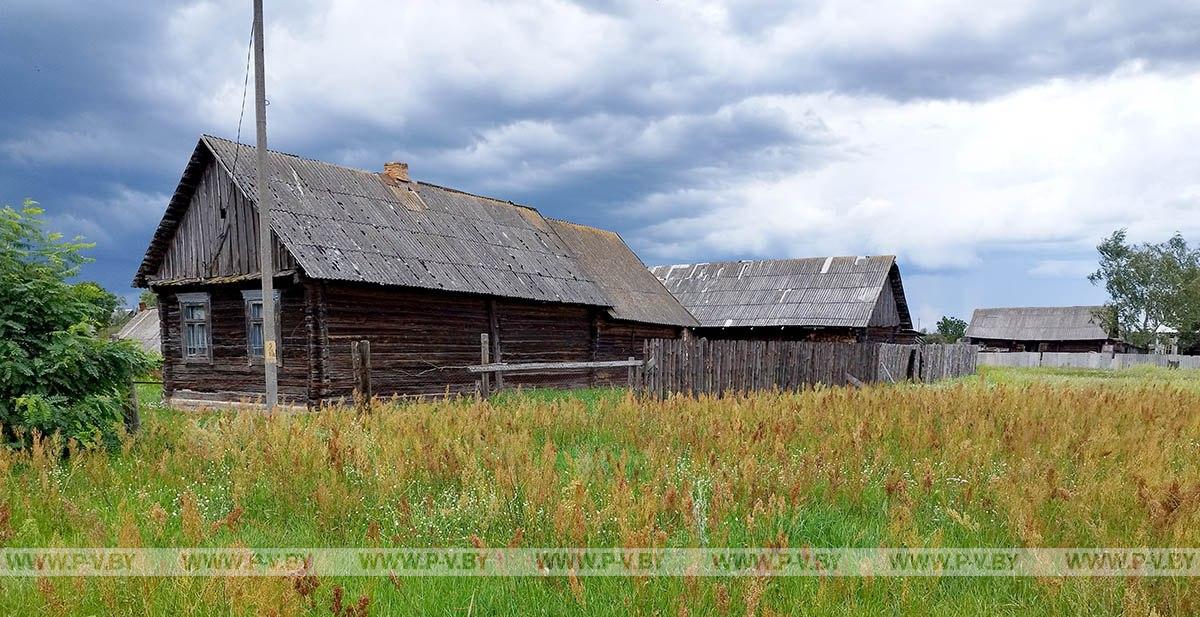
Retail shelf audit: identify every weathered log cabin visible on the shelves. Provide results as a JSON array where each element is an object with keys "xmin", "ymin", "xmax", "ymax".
[
  {"xmin": 649, "ymin": 256, "xmax": 918, "ymax": 343},
  {"xmin": 964, "ymin": 305, "xmax": 1135, "ymax": 352},
  {"xmin": 133, "ymin": 135, "xmax": 697, "ymax": 407}
]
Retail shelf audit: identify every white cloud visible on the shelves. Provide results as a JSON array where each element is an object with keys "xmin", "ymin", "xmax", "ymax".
[
  {"xmin": 1029, "ymin": 259, "xmax": 1097, "ymax": 278},
  {"xmin": 149, "ymin": 0, "xmax": 1200, "ymax": 142},
  {"xmin": 632, "ymin": 67, "xmax": 1200, "ymax": 267}
]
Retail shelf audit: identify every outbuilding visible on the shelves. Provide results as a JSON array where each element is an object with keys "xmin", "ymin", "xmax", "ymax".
[
  {"xmin": 964, "ymin": 305, "xmax": 1132, "ymax": 352},
  {"xmin": 134, "ymin": 135, "xmax": 696, "ymax": 407},
  {"xmin": 649, "ymin": 256, "xmax": 917, "ymax": 343}
]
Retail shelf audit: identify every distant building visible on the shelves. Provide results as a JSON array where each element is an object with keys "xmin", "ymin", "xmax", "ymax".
[
  {"xmin": 114, "ymin": 307, "xmax": 161, "ymax": 355},
  {"xmin": 964, "ymin": 305, "xmax": 1134, "ymax": 352},
  {"xmin": 649, "ymin": 256, "xmax": 918, "ymax": 343}
]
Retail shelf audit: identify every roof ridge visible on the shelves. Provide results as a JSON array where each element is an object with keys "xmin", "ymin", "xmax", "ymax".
[
  {"xmin": 651, "ymin": 255, "xmax": 897, "ymax": 269},
  {"xmin": 201, "ymin": 134, "xmax": 336, "ymax": 168},
  {"xmin": 545, "ymin": 217, "xmax": 619, "ymax": 236},
  {"xmin": 201, "ymin": 134, "xmax": 542, "ymax": 213},
  {"xmin": 413, "ymin": 180, "xmax": 541, "ymax": 213},
  {"xmin": 975, "ymin": 305, "xmax": 1106, "ymax": 311}
]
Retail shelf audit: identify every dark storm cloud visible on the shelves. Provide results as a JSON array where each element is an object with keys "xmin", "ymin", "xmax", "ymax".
[
  {"xmin": 2, "ymin": 0, "xmax": 1199, "ymax": 313},
  {"xmin": 0, "ymin": 2, "xmax": 240, "ymax": 300}
]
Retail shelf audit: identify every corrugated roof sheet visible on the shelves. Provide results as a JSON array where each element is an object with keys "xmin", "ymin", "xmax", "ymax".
[
  {"xmin": 199, "ymin": 136, "xmax": 607, "ymax": 306},
  {"xmin": 650, "ymin": 256, "xmax": 906, "ymax": 328},
  {"xmin": 548, "ymin": 220, "xmax": 697, "ymax": 326},
  {"xmin": 115, "ymin": 308, "xmax": 161, "ymax": 354},
  {"xmin": 965, "ymin": 306, "xmax": 1114, "ymax": 341},
  {"xmin": 133, "ymin": 135, "xmax": 696, "ymax": 326}
]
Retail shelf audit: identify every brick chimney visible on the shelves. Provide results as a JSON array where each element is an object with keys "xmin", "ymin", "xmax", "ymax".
[{"xmin": 383, "ymin": 161, "xmax": 409, "ymax": 182}]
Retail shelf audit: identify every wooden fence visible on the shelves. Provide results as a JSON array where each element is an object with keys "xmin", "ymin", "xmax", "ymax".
[
  {"xmin": 978, "ymin": 351, "xmax": 1200, "ymax": 370},
  {"xmin": 635, "ymin": 339, "xmax": 978, "ymax": 398}
]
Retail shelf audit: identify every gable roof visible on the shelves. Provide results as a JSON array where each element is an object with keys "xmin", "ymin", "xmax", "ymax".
[
  {"xmin": 650, "ymin": 256, "xmax": 911, "ymax": 329},
  {"xmin": 115, "ymin": 308, "xmax": 161, "ymax": 354},
  {"xmin": 134, "ymin": 135, "xmax": 694, "ymax": 326},
  {"xmin": 965, "ymin": 306, "xmax": 1114, "ymax": 342}
]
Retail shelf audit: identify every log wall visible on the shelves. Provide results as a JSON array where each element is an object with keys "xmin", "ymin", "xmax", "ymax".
[
  {"xmin": 315, "ymin": 282, "xmax": 684, "ymax": 400},
  {"xmin": 157, "ymin": 282, "xmax": 309, "ymax": 403},
  {"xmin": 318, "ymin": 283, "xmax": 490, "ymax": 399},
  {"xmin": 156, "ymin": 278, "xmax": 686, "ymax": 404}
]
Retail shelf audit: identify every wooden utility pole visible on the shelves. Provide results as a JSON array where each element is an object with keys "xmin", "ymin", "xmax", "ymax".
[{"xmin": 253, "ymin": 0, "xmax": 278, "ymax": 408}]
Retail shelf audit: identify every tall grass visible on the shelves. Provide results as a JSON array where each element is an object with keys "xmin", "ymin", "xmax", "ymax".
[{"xmin": 3, "ymin": 371, "xmax": 1200, "ymax": 615}]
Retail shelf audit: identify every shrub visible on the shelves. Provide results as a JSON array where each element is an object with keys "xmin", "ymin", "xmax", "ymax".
[{"xmin": 0, "ymin": 200, "xmax": 154, "ymax": 447}]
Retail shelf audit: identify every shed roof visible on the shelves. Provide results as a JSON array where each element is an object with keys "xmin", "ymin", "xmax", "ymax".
[
  {"xmin": 965, "ymin": 306, "xmax": 1114, "ymax": 342},
  {"xmin": 134, "ymin": 136, "xmax": 694, "ymax": 326},
  {"xmin": 115, "ymin": 308, "xmax": 161, "ymax": 355},
  {"xmin": 650, "ymin": 256, "xmax": 911, "ymax": 329}
]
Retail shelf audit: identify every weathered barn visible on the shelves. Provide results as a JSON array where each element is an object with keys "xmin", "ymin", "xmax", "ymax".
[
  {"xmin": 964, "ymin": 305, "xmax": 1132, "ymax": 352},
  {"xmin": 134, "ymin": 135, "xmax": 696, "ymax": 407},
  {"xmin": 649, "ymin": 256, "xmax": 917, "ymax": 342}
]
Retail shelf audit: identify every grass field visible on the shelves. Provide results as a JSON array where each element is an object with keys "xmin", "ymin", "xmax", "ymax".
[{"xmin": 3, "ymin": 367, "xmax": 1200, "ymax": 615}]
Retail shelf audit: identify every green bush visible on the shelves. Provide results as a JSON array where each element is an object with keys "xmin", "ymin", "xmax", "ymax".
[{"xmin": 0, "ymin": 200, "xmax": 154, "ymax": 448}]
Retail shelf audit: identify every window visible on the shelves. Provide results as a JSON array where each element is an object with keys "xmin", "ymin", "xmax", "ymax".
[
  {"xmin": 242, "ymin": 290, "xmax": 281, "ymax": 364},
  {"xmin": 178, "ymin": 293, "xmax": 211, "ymax": 361}
]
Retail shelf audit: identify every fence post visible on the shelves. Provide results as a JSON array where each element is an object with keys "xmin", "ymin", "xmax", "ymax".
[
  {"xmin": 352, "ymin": 340, "xmax": 372, "ymax": 412},
  {"xmin": 124, "ymin": 376, "xmax": 140, "ymax": 433},
  {"xmin": 480, "ymin": 333, "xmax": 491, "ymax": 399}
]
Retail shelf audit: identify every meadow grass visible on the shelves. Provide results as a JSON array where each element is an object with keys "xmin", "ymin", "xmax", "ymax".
[
  {"xmin": 979, "ymin": 364, "xmax": 1200, "ymax": 390},
  {"xmin": 3, "ymin": 369, "xmax": 1200, "ymax": 615}
]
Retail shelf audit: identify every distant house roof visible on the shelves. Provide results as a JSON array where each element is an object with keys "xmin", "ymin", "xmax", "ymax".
[
  {"xmin": 115, "ymin": 308, "xmax": 161, "ymax": 355},
  {"xmin": 649, "ymin": 256, "xmax": 912, "ymax": 329},
  {"xmin": 134, "ymin": 135, "xmax": 695, "ymax": 327},
  {"xmin": 964, "ymin": 306, "xmax": 1114, "ymax": 341}
]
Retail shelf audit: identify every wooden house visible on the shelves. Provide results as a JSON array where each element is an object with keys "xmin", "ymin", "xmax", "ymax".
[
  {"xmin": 964, "ymin": 305, "xmax": 1133, "ymax": 352},
  {"xmin": 649, "ymin": 256, "xmax": 917, "ymax": 342},
  {"xmin": 133, "ymin": 135, "xmax": 697, "ymax": 407}
]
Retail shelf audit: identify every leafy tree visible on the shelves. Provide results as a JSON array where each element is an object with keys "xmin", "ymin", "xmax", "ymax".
[
  {"xmin": 138, "ymin": 289, "xmax": 158, "ymax": 308},
  {"xmin": 935, "ymin": 316, "xmax": 968, "ymax": 343},
  {"xmin": 1089, "ymin": 230, "xmax": 1200, "ymax": 348},
  {"xmin": 0, "ymin": 200, "xmax": 154, "ymax": 448}
]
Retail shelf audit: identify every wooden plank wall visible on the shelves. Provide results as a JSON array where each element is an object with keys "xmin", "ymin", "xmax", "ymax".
[
  {"xmin": 152, "ymin": 161, "xmax": 295, "ymax": 283},
  {"xmin": 636, "ymin": 339, "xmax": 978, "ymax": 397}
]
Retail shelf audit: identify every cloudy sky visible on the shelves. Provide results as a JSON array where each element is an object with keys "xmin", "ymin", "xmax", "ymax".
[{"xmin": 3, "ymin": 0, "xmax": 1200, "ymax": 328}]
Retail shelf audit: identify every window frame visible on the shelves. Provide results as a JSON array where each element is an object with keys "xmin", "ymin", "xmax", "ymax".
[
  {"xmin": 177, "ymin": 292, "xmax": 212, "ymax": 363},
  {"xmin": 242, "ymin": 289, "xmax": 282, "ymax": 366}
]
